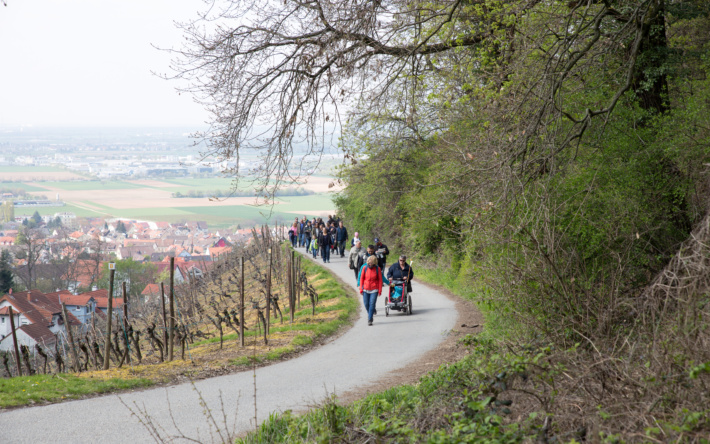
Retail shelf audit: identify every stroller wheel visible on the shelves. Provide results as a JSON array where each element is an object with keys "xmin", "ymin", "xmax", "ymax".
[
  {"xmin": 407, "ymin": 296, "xmax": 413, "ymax": 315},
  {"xmin": 385, "ymin": 306, "xmax": 389, "ymax": 317}
]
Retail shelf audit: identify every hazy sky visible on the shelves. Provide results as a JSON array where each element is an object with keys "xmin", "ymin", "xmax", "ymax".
[{"xmin": 0, "ymin": 0, "xmax": 210, "ymax": 127}]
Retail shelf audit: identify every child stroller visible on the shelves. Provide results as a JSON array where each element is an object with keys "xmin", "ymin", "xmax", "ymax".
[{"xmin": 385, "ymin": 279, "xmax": 412, "ymax": 316}]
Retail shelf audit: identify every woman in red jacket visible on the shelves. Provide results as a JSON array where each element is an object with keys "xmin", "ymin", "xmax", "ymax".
[{"xmin": 359, "ymin": 255, "xmax": 382, "ymax": 326}]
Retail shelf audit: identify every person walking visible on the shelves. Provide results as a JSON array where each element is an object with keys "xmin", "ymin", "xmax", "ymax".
[
  {"xmin": 336, "ymin": 221, "xmax": 349, "ymax": 258},
  {"xmin": 387, "ymin": 255, "xmax": 414, "ymax": 293},
  {"xmin": 289, "ymin": 223, "xmax": 298, "ymax": 248},
  {"xmin": 309, "ymin": 235, "xmax": 319, "ymax": 258},
  {"xmin": 328, "ymin": 222, "xmax": 337, "ymax": 254},
  {"xmin": 355, "ymin": 244, "xmax": 375, "ymax": 284},
  {"xmin": 318, "ymin": 224, "xmax": 332, "ymax": 263},
  {"xmin": 351, "ymin": 231, "xmax": 361, "ymax": 247},
  {"xmin": 358, "ymin": 255, "xmax": 382, "ymax": 326},
  {"xmin": 374, "ymin": 237, "xmax": 390, "ymax": 270},
  {"xmin": 298, "ymin": 217, "xmax": 306, "ymax": 247},
  {"xmin": 348, "ymin": 239, "xmax": 364, "ymax": 282},
  {"xmin": 303, "ymin": 220, "xmax": 313, "ymax": 249}
]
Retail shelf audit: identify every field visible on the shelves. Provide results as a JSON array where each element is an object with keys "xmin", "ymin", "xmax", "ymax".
[{"xmin": 5, "ymin": 170, "xmax": 338, "ymax": 228}]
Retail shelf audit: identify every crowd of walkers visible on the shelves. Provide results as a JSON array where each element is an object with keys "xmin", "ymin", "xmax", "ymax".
[
  {"xmin": 288, "ymin": 215, "xmax": 414, "ymax": 327},
  {"xmin": 288, "ymin": 215, "xmax": 350, "ymax": 262}
]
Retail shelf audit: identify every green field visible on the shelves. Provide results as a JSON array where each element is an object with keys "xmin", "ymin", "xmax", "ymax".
[
  {"xmin": 8, "ymin": 174, "xmax": 336, "ymax": 229},
  {"xmin": 0, "ymin": 182, "xmax": 49, "ymax": 192},
  {"xmin": 24, "ymin": 204, "xmax": 106, "ymax": 219},
  {"xmin": 37, "ymin": 180, "xmax": 145, "ymax": 191}
]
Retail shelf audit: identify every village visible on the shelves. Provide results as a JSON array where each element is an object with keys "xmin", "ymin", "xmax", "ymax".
[{"xmin": 0, "ymin": 211, "xmax": 253, "ymax": 357}]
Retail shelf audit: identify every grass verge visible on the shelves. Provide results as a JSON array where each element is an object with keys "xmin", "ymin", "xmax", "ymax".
[
  {"xmin": 227, "ymin": 254, "xmax": 358, "ymax": 367},
  {"xmin": 0, "ymin": 373, "xmax": 152, "ymax": 408}
]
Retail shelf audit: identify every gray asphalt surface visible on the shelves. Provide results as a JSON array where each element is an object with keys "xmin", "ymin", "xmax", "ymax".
[{"xmin": 0, "ymin": 247, "xmax": 457, "ymax": 443}]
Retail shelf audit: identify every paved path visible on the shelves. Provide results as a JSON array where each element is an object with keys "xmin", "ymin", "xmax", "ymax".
[{"xmin": 0, "ymin": 248, "xmax": 458, "ymax": 443}]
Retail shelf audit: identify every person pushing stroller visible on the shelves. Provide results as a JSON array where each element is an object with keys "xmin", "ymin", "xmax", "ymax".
[{"xmin": 387, "ymin": 255, "xmax": 414, "ymax": 293}]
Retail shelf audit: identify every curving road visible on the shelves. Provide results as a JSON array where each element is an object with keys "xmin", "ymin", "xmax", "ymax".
[{"xmin": 0, "ymin": 248, "xmax": 458, "ymax": 443}]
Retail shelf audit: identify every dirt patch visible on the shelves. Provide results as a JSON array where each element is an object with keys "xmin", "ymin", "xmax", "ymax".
[
  {"xmin": 284, "ymin": 210, "xmax": 335, "ymax": 217},
  {"xmin": 335, "ymin": 280, "xmax": 483, "ymax": 405},
  {"xmin": 299, "ymin": 176, "xmax": 343, "ymax": 193}
]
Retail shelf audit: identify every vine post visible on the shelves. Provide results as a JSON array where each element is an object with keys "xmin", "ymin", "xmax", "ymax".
[
  {"xmin": 61, "ymin": 302, "xmax": 80, "ymax": 372},
  {"xmin": 169, "ymin": 256, "xmax": 175, "ymax": 361},
  {"xmin": 8, "ymin": 306, "xmax": 22, "ymax": 376},
  {"xmin": 240, "ymin": 256, "xmax": 245, "ymax": 347},
  {"xmin": 103, "ymin": 266, "xmax": 115, "ymax": 370}
]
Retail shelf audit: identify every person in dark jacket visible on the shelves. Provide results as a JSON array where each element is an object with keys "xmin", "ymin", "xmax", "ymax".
[
  {"xmin": 318, "ymin": 224, "xmax": 332, "ymax": 263},
  {"xmin": 303, "ymin": 220, "xmax": 313, "ymax": 249},
  {"xmin": 387, "ymin": 255, "xmax": 414, "ymax": 293},
  {"xmin": 336, "ymin": 221, "xmax": 349, "ymax": 258},
  {"xmin": 328, "ymin": 222, "xmax": 337, "ymax": 253},
  {"xmin": 374, "ymin": 238, "xmax": 389, "ymax": 270}
]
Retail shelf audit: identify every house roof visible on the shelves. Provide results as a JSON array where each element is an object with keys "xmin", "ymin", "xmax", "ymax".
[
  {"xmin": 1, "ymin": 291, "xmax": 81, "ymax": 327},
  {"xmin": 17, "ymin": 323, "xmax": 57, "ymax": 346},
  {"xmin": 94, "ymin": 297, "xmax": 124, "ymax": 309},
  {"xmin": 0, "ymin": 323, "xmax": 57, "ymax": 348},
  {"xmin": 81, "ymin": 289, "xmax": 108, "ymax": 299},
  {"xmin": 141, "ymin": 284, "xmax": 161, "ymax": 296},
  {"xmin": 58, "ymin": 293, "xmax": 96, "ymax": 307},
  {"xmin": 1, "ymin": 292, "xmax": 51, "ymax": 326},
  {"xmin": 85, "ymin": 289, "xmax": 123, "ymax": 309}
]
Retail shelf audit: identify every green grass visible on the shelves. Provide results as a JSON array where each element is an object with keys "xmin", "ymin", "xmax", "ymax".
[
  {"xmin": 231, "ymin": 346, "xmax": 296, "ymax": 366},
  {"xmin": 21, "ymin": 204, "xmax": 106, "ymax": 219},
  {"xmin": 0, "ymin": 183, "xmax": 49, "ymax": 192},
  {"xmin": 415, "ymin": 265, "xmax": 521, "ymax": 342},
  {"xmin": 218, "ymin": 251, "xmax": 357, "ymax": 366},
  {"xmin": 238, "ymin": 336, "xmax": 539, "ymax": 443},
  {"xmin": 0, "ymin": 373, "xmax": 153, "ymax": 408},
  {"xmin": 37, "ymin": 181, "xmax": 144, "ymax": 191}
]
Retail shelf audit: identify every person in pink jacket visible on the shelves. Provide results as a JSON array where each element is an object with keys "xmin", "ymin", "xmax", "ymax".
[{"xmin": 359, "ymin": 255, "xmax": 382, "ymax": 326}]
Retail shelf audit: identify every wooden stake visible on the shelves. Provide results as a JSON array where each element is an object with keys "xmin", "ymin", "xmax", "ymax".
[
  {"xmin": 160, "ymin": 282, "xmax": 168, "ymax": 355},
  {"xmin": 289, "ymin": 252, "xmax": 294, "ymax": 324},
  {"xmin": 169, "ymin": 257, "xmax": 175, "ymax": 361},
  {"xmin": 240, "ymin": 256, "xmax": 245, "ymax": 347},
  {"xmin": 122, "ymin": 282, "xmax": 130, "ymax": 365},
  {"xmin": 266, "ymin": 246, "xmax": 272, "ymax": 335},
  {"xmin": 297, "ymin": 256, "xmax": 301, "ymax": 308},
  {"xmin": 8, "ymin": 306, "xmax": 22, "ymax": 377},
  {"xmin": 61, "ymin": 303, "xmax": 80, "ymax": 373},
  {"xmin": 103, "ymin": 268, "xmax": 115, "ymax": 370},
  {"xmin": 91, "ymin": 311, "xmax": 98, "ymax": 369}
]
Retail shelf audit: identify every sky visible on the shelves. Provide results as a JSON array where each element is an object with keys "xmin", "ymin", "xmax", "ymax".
[{"xmin": 0, "ymin": 0, "xmax": 210, "ymax": 127}]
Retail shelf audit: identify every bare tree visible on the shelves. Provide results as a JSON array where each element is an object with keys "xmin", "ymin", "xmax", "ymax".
[
  {"xmin": 170, "ymin": 0, "xmax": 505, "ymax": 200},
  {"xmin": 14, "ymin": 227, "xmax": 47, "ymax": 290}
]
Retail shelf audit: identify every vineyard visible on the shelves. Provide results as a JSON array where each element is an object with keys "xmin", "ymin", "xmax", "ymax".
[{"xmin": 0, "ymin": 225, "xmax": 356, "ymax": 405}]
